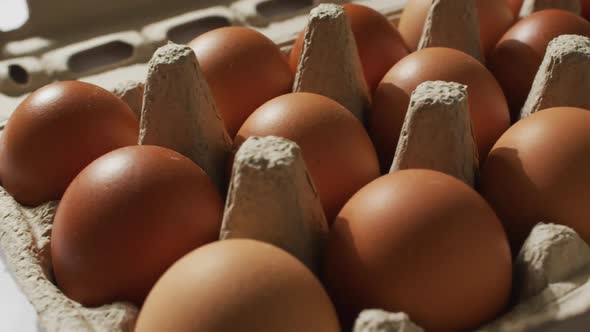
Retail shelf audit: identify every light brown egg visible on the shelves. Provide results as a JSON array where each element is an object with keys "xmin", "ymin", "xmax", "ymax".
[
  {"xmin": 0, "ymin": 81, "xmax": 138, "ymax": 206},
  {"xmin": 235, "ymin": 92, "xmax": 380, "ymax": 224},
  {"xmin": 398, "ymin": 0, "xmax": 514, "ymax": 58},
  {"xmin": 324, "ymin": 169, "xmax": 512, "ymax": 331},
  {"xmin": 488, "ymin": 9, "xmax": 590, "ymax": 119},
  {"xmin": 189, "ymin": 27, "xmax": 293, "ymax": 138},
  {"xmin": 370, "ymin": 47, "xmax": 510, "ymax": 172},
  {"xmin": 480, "ymin": 107, "xmax": 590, "ymax": 252},
  {"xmin": 289, "ymin": 3, "xmax": 409, "ymax": 92},
  {"xmin": 51, "ymin": 145, "xmax": 223, "ymax": 307},
  {"xmin": 136, "ymin": 239, "xmax": 340, "ymax": 332}
]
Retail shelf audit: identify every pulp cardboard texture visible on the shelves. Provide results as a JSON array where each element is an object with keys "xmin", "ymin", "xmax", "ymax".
[
  {"xmin": 292, "ymin": 3, "xmax": 370, "ymax": 123},
  {"xmin": 417, "ymin": 0, "xmax": 483, "ymax": 63},
  {"xmin": 520, "ymin": 34, "xmax": 590, "ymax": 119},
  {"xmin": 2, "ymin": 1, "xmax": 590, "ymax": 331},
  {"xmin": 221, "ymin": 136, "xmax": 329, "ymax": 276},
  {"xmin": 519, "ymin": 0, "xmax": 580, "ymax": 18},
  {"xmin": 138, "ymin": 43, "xmax": 232, "ymax": 193},
  {"xmin": 390, "ymin": 81, "xmax": 478, "ymax": 187}
]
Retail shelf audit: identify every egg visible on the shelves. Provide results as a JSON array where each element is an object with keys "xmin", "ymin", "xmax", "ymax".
[
  {"xmin": 188, "ymin": 27, "xmax": 293, "ymax": 138},
  {"xmin": 370, "ymin": 47, "xmax": 510, "ymax": 172},
  {"xmin": 0, "ymin": 81, "xmax": 138, "ymax": 206},
  {"xmin": 235, "ymin": 92, "xmax": 380, "ymax": 224},
  {"xmin": 51, "ymin": 145, "xmax": 223, "ymax": 307},
  {"xmin": 505, "ymin": 0, "xmax": 524, "ymax": 18},
  {"xmin": 398, "ymin": 0, "xmax": 514, "ymax": 58},
  {"xmin": 324, "ymin": 169, "xmax": 512, "ymax": 331},
  {"xmin": 488, "ymin": 9, "xmax": 590, "ymax": 119},
  {"xmin": 135, "ymin": 239, "xmax": 340, "ymax": 332},
  {"xmin": 289, "ymin": 3, "xmax": 409, "ymax": 92},
  {"xmin": 583, "ymin": 0, "xmax": 590, "ymax": 21},
  {"xmin": 480, "ymin": 107, "xmax": 590, "ymax": 252}
]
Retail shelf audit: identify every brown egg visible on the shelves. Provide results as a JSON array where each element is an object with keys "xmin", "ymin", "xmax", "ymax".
[
  {"xmin": 324, "ymin": 169, "xmax": 512, "ymax": 331},
  {"xmin": 480, "ymin": 107, "xmax": 590, "ymax": 252},
  {"xmin": 477, "ymin": 0, "xmax": 516, "ymax": 57},
  {"xmin": 488, "ymin": 9, "xmax": 590, "ymax": 119},
  {"xmin": 235, "ymin": 92, "xmax": 380, "ymax": 224},
  {"xmin": 370, "ymin": 47, "xmax": 510, "ymax": 172},
  {"xmin": 136, "ymin": 239, "xmax": 340, "ymax": 332},
  {"xmin": 397, "ymin": 0, "xmax": 431, "ymax": 51},
  {"xmin": 505, "ymin": 0, "xmax": 523, "ymax": 17},
  {"xmin": 583, "ymin": 0, "xmax": 590, "ymax": 21},
  {"xmin": 289, "ymin": 3, "xmax": 409, "ymax": 92},
  {"xmin": 398, "ymin": 0, "xmax": 514, "ymax": 58},
  {"xmin": 189, "ymin": 27, "xmax": 293, "ymax": 138},
  {"xmin": 0, "ymin": 81, "xmax": 138, "ymax": 206},
  {"xmin": 51, "ymin": 145, "xmax": 223, "ymax": 307}
]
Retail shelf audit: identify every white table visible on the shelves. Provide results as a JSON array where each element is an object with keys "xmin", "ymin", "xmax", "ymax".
[
  {"xmin": 0, "ymin": 0, "xmax": 41, "ymax": 327},
  {"xmin": 0, "ymin": 250, "xmax": 40, "ymax": 331}
]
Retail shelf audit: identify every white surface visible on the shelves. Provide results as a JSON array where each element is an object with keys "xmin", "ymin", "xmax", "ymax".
[
  {"xmin": 1, "ymin": 1, "xmax": 61, "ymax": 330},
  {"xmin": 0, "ymin": 249, "xmax": 40, "ymax": 331},
  {"xmin": 2, "ymin": 3, "xmax": 39, "ymax": 324},
  {"xmin": 0, "ymin": 0, "xmax": 29, "ymax": 32}
]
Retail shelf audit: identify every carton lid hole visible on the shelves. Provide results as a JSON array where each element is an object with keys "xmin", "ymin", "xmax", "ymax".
[
  {"xmin": 257, "ymin": 0, "xmax": 313, "ymax": 18},
  {"xmin": 68, "ymin": 41, "xmax": 134, "ymax": 74},
  {"xmin": 8, "ymin": 64, "xmax": 29, "ymax": 85},
  {"xmin": 167, "ymin": 16, "xmax": 231, "ymax": 44}
]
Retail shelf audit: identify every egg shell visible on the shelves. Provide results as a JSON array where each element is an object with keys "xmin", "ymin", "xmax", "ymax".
[
  {"xmin": 135, "ymin": 239, "xmax": 340, "ymax": 332},
  {"xmin": 480, "ymin": 107, "xmax": 590, "ymax": 252},
  {"xmin": 370, "ymin": 47, "xmax": 510, "ymax": 172},
  {"xmin": 506, "ymin": 0, "xmax": 524, "ymax": 17},
  {"xmin": 51, "ymin": 145, "xmax": 224, "ymax": 307},
  {"xmin": 235, "ymin": 92, "xmax": 380, "ymax": 224},
  {"xmin": 0, "ymin": 81, "xmax": 139, "ymax": 206},
  {"xmin": 398, "ymin": 0, "xmax": 514, "ymax": 58},
  {"xmin": 290, "ymin": 3, "xmax": 409, "ymax": 92},
  {"xmin": 488, "ymin": 9, "xmax": 590, "ymax": 119},
  {"xmin": 583, "ymin": 0, "xmax": 590, "ymax": 20},
  {"xmin": 189, "ymin": 27, "xmax": 293, "ymax": 138},
  {"xmin": 323, "ymin": 169, "xmax": 512, "ymax": 331}
]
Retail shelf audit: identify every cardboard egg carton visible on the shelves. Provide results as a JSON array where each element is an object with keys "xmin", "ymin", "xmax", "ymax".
[
  {"xmin": 2, "ymin": 0, "xmax": 590, "ymax": 331},
  {"xmin": 0, "ymin": 0, "xmax": 404, "ymax": 125}
]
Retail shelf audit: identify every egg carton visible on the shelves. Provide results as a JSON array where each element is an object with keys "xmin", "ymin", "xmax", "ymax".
[
  {"xmin": 1, "ymin": 0, "xmax": 590, "ymax": 331},
  {"xmin": 0, "ymin": 0, "xmax": 403, "ymax": 124}
]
